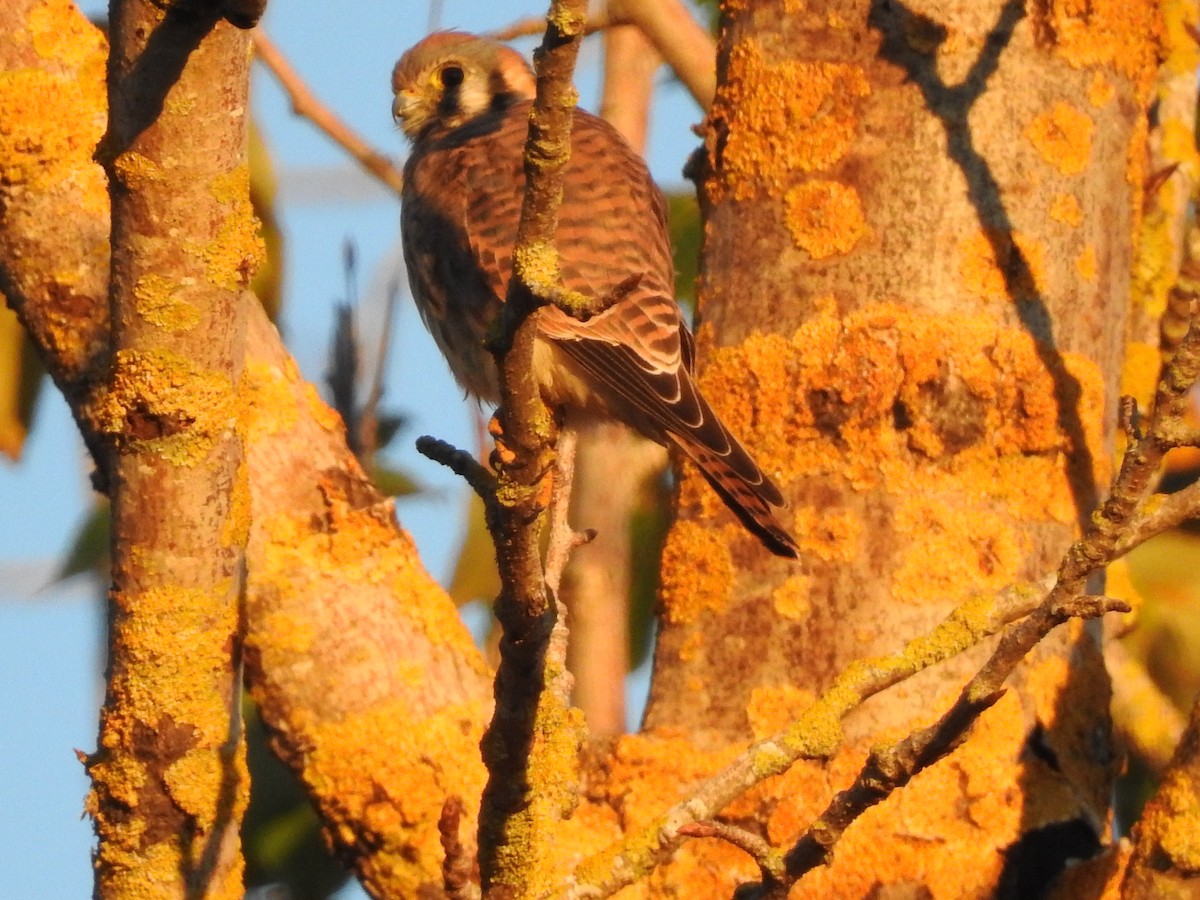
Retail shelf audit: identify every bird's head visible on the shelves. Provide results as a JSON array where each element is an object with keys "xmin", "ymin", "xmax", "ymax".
[{"xmin": 392, "ymin": 32, "xmax": 536, "ymax": 141}]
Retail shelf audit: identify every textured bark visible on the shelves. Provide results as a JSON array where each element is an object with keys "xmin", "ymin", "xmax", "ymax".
[
  {"xmin": 1121, "ymin": 697, "xmax": 1200, "ymax": 898},
  {"xmin": 644, "ymin": 0, "xmax": 1158, "ymax": 894},
  {"xmin": 87, "ymin": 1, "xmax": 255, "ymax": 895},
  {"xmin": 9, "ymin": 2, "xmax": 1195, "ymax": 898},
  {"xmin": 0, "ymin": 4, "xmax": 493, "ymax": 896}
]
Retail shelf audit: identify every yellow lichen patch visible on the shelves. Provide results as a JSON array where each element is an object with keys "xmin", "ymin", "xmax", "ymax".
[
  {"xmin": 257, "ymin": 610, "xmax": 316, "ymax": 655},
  {"xmin": 1049, "ymin": 192, "xmax": 1083, "ymax": 227},
  {"xmin": 133, "ymin": 274, "xmax": 202, "ymax": 332},
  {"xmin": 784, "ymin": 180, "xmax": 870, "ymax": 259},
  {"xmin": 306, "ymin": 699, "xmax": 488, "ymax": 889},
  {"xmin": 1025, "ymin": 102, "xmax": 1093, "ymax": 176},
  {"xmin": 108, "ymin": 584, "xmax": 240, "ymax": 739},
  {"xmin": 202, "ymin": 166, "xmax": 265, "ymax": 291},
  {"xmin": 711, "ymin": 39, "xmax": 870, "ymax": 200},
  {"xmin": 746, "ymin": 684, "xmax": 816, "ymax": 740},
  {"xmin": 1087, "ymin": 70, "xmax": 1116, "ymax": 107},
  {"xmin": 1035, "ymin": 0, "xmax": 1163, "ymax": 96},
  {"xmin": 92, "ymin": 348, "xmax": 237, "ymax": 466},
  {"xmin": 657, "ymin": 520, "xmax": 735, "ymax": 625},
  {"xmin": 163, "ymin": 745, "xmax": 247, "ymax": 828},
  {"xmin": 957, "ymin": 229, "xmax": 1048, "ymax": 303},
  {"xmin": 1076, "ymin": 244, "xmax": 1098, "ymax": 281},
  {"xmin": 111, "ymin": 150, "xmax": 164, "ymax": 190},
  {"xmin": 772, "ymin": 574, "xmax": 813, "ymax": 621}
]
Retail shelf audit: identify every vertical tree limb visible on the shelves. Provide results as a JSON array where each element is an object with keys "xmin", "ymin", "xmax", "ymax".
[
  {"xmin": 87, "ymin": 1, "xmax": 258, "ymax": 894},
  {"xmin": 476, "ymin": 2, "xmax": 592, "ymax": 895}
]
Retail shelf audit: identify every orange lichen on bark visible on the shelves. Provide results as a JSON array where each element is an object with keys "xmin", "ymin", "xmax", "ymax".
[
  {"xmin": 0, "ymin": 4, "xmax": 105, "ymax": 194},
  {"xmin": 88, "ymin": 581, "xmax": 247, "ymax": 898},
  {"xmin": 1050, "ymin": 192, "xmax": 1084, "ymax": 227},
  {"xmin": 784, "ymin": 180, "xmax": 869, "ymax": 259},
  {"xmin": 1076, "ymin": 244, "xmax": 1098, "ymax": 281},
  {"xmin": 957, "ymin": 229, "xmax": 1048, "ymax": 303},
  {"xmin": 682, "ymin": 305, "xmax": 1106, "ymax": 602},
  {"xmin": 1033, "ymin": 0, "xmax": 1163, "ymax": 92},
  {"xmin": 791, "ymin": 692, "xmax": 1055, "ymax": 899},
  {"xmin": 657, "ymin": 519, "xmax": 736, "ymax": 625},
  {"xmin": 891, "ymin": 497, "xmax": 1024, "ymax": 604},
  {"xmin": 1129, "ymin": 718, "xmax": 1200, "ymax": 878},
  {"xmin": 1120, "ymin": 340, "xmax": 1162, "ymax": 409},
  {"xmin": 709, "ymin": 37, "xmax": 869, "ymax": 200},
  {"xmin": 1025, "ymin": 102, "xmax": 1094, "ymax": 176},
  {"xmin": 252, "ymin": 488, "xmax": 484, "ymax": 674},
  {"xmin": 306, "ymin": 699, "xmax": 489, "ymax": 889},
  {"xmin": 772, "ymin": 574, "xmax": 814, "ymax": 621},
  {"xmin": 1087, "ymin": 70, "xmax": 1117, "ymax": 107},
  {"xmin": 746, "ymin": 684, "xmax": 817, "ymax": 740}
]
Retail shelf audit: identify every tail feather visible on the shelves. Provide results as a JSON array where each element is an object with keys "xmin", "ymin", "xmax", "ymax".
[{"xmin": 669, "ymin": 433, "xmax": 798, "ymax": 559}]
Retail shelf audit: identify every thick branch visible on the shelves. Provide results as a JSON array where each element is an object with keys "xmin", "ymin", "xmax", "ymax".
[
  {"xmin": 0, "ymin": 6, "xmax": 493, "ymax": 894},
  {"xmin": 90, "ymin": 0, "xmax": 254, "ymax": 893}
]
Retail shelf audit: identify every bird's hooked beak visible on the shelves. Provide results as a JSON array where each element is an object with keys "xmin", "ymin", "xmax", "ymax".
[{"xmin": 392, "ymin": 91, "xmax": 419, "ymax": 125}]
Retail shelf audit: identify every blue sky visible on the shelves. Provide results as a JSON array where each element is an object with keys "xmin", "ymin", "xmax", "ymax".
[{"xmin": 0, "ymin": 3, "xmax": 703, "ymax": 895}]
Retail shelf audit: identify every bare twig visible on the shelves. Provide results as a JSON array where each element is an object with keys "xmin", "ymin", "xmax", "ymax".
[
  {"xmin": 487, "ymin": 13, "xmax": 611, "ymax": 42},
  {"xmin": 678, "ymin": 821, "xmax": 785, "ymax": 885},
  {"xmin": 252, "ymin": 30, "xmax": 405, "ymax": 195},
  {"xmin": 607, "ymin": 0, "xmax": 716, "ymax": 111}
]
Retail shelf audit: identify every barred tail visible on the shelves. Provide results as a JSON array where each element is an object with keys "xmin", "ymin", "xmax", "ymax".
[{"xmin": 668, "ymin": 431, "xmax": 798, "ymax": 559}]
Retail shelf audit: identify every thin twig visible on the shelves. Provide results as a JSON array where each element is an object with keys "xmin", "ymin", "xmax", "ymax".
[
  {"xmin": 487, "ymin": 13, "xmax": 611, "ymax": 42},
  {"xmin": 440, "ymin": 796, "xmax": 481, "ymax": 900},
  {"xmin": 607, "ymin": 0, "xmax": 717, "ymax": 111},
  {"xmin": 252, "ymin": 30, "xmax": 405, "ymax": 195},
  {"xmin": 781, "ymin": 595, "xmax": 1128, "ymax": 881},
  {"xmin": 678, "ymin": 821, "xmax": 785, "ymax": 884}
]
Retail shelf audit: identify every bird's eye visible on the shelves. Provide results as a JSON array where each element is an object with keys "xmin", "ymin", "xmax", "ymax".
[{"xmin": 440, "ymin": 65, "xmax": 464, "ymax": 88}]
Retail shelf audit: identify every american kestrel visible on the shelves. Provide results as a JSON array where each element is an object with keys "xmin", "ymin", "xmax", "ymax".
[{"xmin": 394, "ymin": 32, "xmax": 798, "ymax": 558}]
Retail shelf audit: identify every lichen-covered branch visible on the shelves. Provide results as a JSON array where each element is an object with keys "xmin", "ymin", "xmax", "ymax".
[
  {"xmin": 569, "ymin": 578, "xmax": 1053, "ymax": 898},
  {"xmin": 1121, "ymin": 696, "xmax": 1200, "ymax": 897},
  {"xmin": 0, "ymin": 5, "xmax": 493, "ymax": 895},
  {"xmin": 474, "ymin": 2, "xmax": 591, "ymax": 895},
  {"xmin": 88, "ymin": 1, "xmax": 256, "ymax": 893}
]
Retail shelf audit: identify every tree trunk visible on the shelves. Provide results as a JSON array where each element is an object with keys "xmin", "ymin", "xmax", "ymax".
[{"xmin": 646, "ymin": 0, "xmax": 1158, "ymax": 893}]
